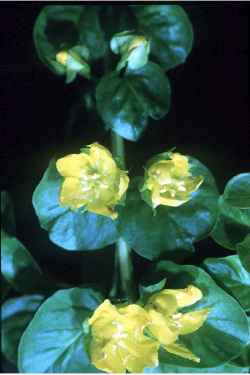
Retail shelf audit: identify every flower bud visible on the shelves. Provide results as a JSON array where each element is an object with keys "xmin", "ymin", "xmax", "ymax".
[
  {"xmin": 56, "ymin": 143, "xmax": 129, "ymax": 219},
  {"xmin": 56, "ymin": 45, "xmax": 91, "ymax": 83},
  {"xmin": 140, "ymin": 152, "xmax": 204, "ymax": 209},
  {"xmin": 111, "ymin": 30, "xmax": 150, "ymax": 71}
]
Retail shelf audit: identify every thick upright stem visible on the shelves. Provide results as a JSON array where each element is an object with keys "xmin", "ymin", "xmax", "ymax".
[{"xmin": 109, "ymin": 131, "xmax": 136, "ymax": 303}]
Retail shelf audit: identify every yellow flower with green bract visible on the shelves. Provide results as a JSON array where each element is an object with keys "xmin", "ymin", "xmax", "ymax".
[
  {"xmin": 140, "ymin": 152, "xmax": 204, "ymax": 209},
  {"xmin": 87, "ymin": 285, "xmax": 210, "ymax": 373},
  {"xmin": 56, "ymin": 143, "xmax": 129, "ymax": 219}
]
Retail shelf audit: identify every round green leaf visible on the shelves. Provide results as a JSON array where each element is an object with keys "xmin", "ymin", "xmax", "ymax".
[
  {"xmin": 33, "ymin": 6, "xmax": 105, "ymax": 78},
  {"xmin": 33, "ymin": 5, "xmax": 84, "ymax": 75},
  {"xmin": 18, "ymin": 287, "xmax": 103, "ymax": 373},
  {"xmin": 224, "ymin": 173, "xmax": 250, "ymax": 209},
  {"xmin": 237, "ymin": 234, "xmax": 250, "ymax": 273},
  {"xmin": 1, "ymin": 230, "xmax": 43, "ymax": 293},
  {"xmin": 96, "ymin": 62, "xmax": 171, "ymax": 141},
  {"xmin": 131, "ymin": 5, "xmax": 194, "ymax": 70},
  {"xmin": 211, "ymin": 175, "xmax": 250, "ymax": 250},
  {"xmin": 1, "ymin": 295, "xmax": 44, "ymax": 364},
  {"xmin": 118, "ymin": 157, "xmax": 219, "ymax": 260},
  {"xmin": 143, "ymin": 261, "xmax": 249, "ymax": 368},
  {"xmin": 32, "ymin": 159, "xmax": 119, "ymax": 251},
  {"xmin": 203, "ymin": 255, "xmax": 250, "ymax": 312}
]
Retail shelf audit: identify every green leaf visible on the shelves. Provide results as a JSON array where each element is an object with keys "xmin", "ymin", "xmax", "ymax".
[
  {"xmin": 96, "ymin": 62, "xmax": 171, "ymax": 141},
  {"xmin": 237, "ymin": 234, "xmax": 250, "ymax": 273},
  {"xmin": 1, "ymin": 295, "xmax": 44, "ymax": 364},
  {"xmin": 1, "ymin": 191, "xmax": 16, "ymax": 235},
  {"xmin": 1, "ymin": 230, "xmax": 43, "ymax": 293},
  {"xmin": 224, "ymin": 173, "xmax": 250, "ymax": 209},
  {"xmin": 144, "ymin": 261, "xmax": 249, "ymax": 368},
  {"xmin": 78, "ymin": 6, "xmax": 107, "ymax": 60},
  {"xmin": 18, "ymin": 287, "xmax": 103, "ymax": 373},
  {"xmin": 203, "ymin": 255, "xmax": 250, "ymax": 312},
  {"xmin": 1, "ymin": 274, "xmax": 10, "ymax": 302},
  {"xmin": 145, "ymin": 361, "xmax": 249, "ymax": 373},
  {"xmin": 131, "ymin": 5, "xmax": 194, "ymax": 70},
  {"xmin": 118, "ymin": 157, "xmax": 219, "ymax": 260},
  {"xmin": 33, "ymin": 5, "xmax": 84, "ymax": 75},
  {"xmin": 32, "ymin": 159, "xmax": 119, "ymax": 251},
  {"xmin": 211, "ymin": 174, "xmax": 250, "ymax": 250},
  {"xmin": 33, "ymin": 6, "xmax": 105, "ymax": 78}
]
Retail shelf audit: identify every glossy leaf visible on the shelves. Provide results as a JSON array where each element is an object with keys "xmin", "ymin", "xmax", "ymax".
[
  {"xmin": 32, "ymin": 159, "xmax": 119, "ymax": 251},
  {"xmin": 224, "ymin": 173, "xmax": 250, "ymax": 209},
  {"xmin": 33, "ymin": 5, "xmax": 105, "ymax": 77},
  {"xmin": 1, "ymin": 295, "xmax": 44, "ymax": 364},
  {"xmin": 131, "ymin": 5, "xmax": 194, "ymax": 70},
  {"xmin": 203, "ymin": 255, "xmax": 250, "ymax": 312},
  {"xmin": 1, "ymin": 230, "xmax": 43, "ymax": 293},
  {"xmin": 211, "ymin": 174, "xmax": 250, "ymax": 250},
  {"xmin": 237, "ymin": 234, "xmax": 250, "ymax": 273},
  {"xmin": 145, "ymin": 361, "xmax": 249, "ymax": 373},
  {"xmin": 143, "ymin": 261, "xmax": 249, "ymax": 368},
  {"xmin": 96, "ymin": 62, "xmax": 171, "ymax": 141},
  {"xmin": 118, "ymin": 157, "xmax": 219, "ymax": 260},
  {"xmin": 18, "ymin": 287, "xmax": 103, "ymax": 373},
  {"xmin": 1, "ymin": 274, "xmax": 10, "ymax": 302}
]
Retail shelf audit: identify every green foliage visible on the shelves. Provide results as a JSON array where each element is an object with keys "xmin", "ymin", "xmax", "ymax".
[
  {"xmin": 237, "ymin": 234, "xmax": 250, "ymax": 273},
  {"xmin": 1, "ymin": 295, "xmax": 44, "ymax": 364},
  {"xmin": 118, "ymin": 157, "xmax": 219, "ymax": 259},
  {"xmin": 96, "ymin": 62, "xmax": 171, "ymax": 141},
  {"xmin": 1, "ymin": 230, "xmax": 43, "ymax": 293},
  {"xmin": 211, "ymin": 173, "xmax": 250, "ymax": 250},
  {"xmin": 203, "ymin": 255, "xmax": 250, "ymax": 312},
  {"xmin": 32, "ymin": 159, "xmax": 119, "ymax": 251},
  {"xmin": 33, "ymin": 5, "xmax": 105, "ymax": 83},
  {"xmin": 131, "ymin": 5, "xmax": 194, "ymax": 70},
  {"xmin": 143, "ymin": 261, "xmax": 249, "ymax": 369},
  {"xmin": 18, "ymin": 287, "xmax": 103, "ymax": 373}
]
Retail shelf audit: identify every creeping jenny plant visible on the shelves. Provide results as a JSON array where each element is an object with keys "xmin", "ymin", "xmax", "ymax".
[{"xmin": 1, "ymin": 4, "xmax": 249, "ymax": 374}]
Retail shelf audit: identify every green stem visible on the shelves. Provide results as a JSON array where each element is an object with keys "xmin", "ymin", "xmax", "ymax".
[{"xmin": 109, "ymin": 131, "xmax": 136, "ymax": 303}]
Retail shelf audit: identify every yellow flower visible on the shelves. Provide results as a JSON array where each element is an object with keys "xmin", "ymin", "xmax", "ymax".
[
  {"xmin": 56, "ymin": 143, "xmax": 129, "ymax": 219},
  {"xmin": 145, "ymin": 285, "xmax": 210, "ymax": 363},
  {"xmin": 88, "ymin": 300, "xmax": 159, "ymax": 373},
  {"xmin": 141, "ymin": 152, "xmax": 204, "ymax": 209}
]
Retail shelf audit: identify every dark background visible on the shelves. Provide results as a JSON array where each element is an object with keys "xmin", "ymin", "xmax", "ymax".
[{"xmin": 1, "ymin": 2, "xmax": 249, "ymax": 291}]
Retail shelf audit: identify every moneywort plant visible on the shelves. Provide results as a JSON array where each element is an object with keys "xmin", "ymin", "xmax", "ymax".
[{"xmin": 1, "ymin": 4, "xmax": 250, "ymax": 373}]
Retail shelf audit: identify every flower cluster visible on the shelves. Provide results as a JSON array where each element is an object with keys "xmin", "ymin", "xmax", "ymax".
[
  {"xmin": 140, "ymin": 152, "xmax": 204, "ymax": 208},
  {"xmin": 57, "ymin": 145, "xmax": 204, "ymax": 220},
  {"xmin": 56, "ymin": 143, "xmax": 129, "ymax": 219},
  {"xmin": 87, "ymin": 285, "xmax": 210, "ymax": 373}
]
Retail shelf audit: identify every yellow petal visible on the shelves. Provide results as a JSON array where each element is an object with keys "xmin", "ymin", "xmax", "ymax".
[
  {"xmin": 161, "ymin": 285, "xmax": 203, "ymax": 308},
  {"xmin": 118, "ymin": 172, "xmax": 129, "ymax": 200},
  {"xmin": 146, "ymin": 291, "xmax": 178, "ymax": 315},
  {"xmin": 147, "ymin": 308, "xmax": 178, "ymax": 346},
  {"xmin": 164, "ymin": 341, "xmax": 200, "ymax": 363},
  {"xmin": 148, "ymin": 160, "xmax": 173, "ymax": 185},
  {"xmin": 59, "ymin": 177, "xmax": 88, "ymax": 210},
  {"xmin": 88, "ymin": 143, "xmax": 118, "ymax": 176},
  {"xmin": 185, "ymin": 175, "xmax": 204, "ymax": 194},
  {"xmin": 56, "ymin": 153, "xmax": 90, "ymax": 178},
  {"xmin": 176, "ymin": 308, "xmax": 210, "ymax": 335},
  {"xmin": 118, "ymin": 304, "xmax": 150, "ymax": 332},
  {"xmin": 90, "ymin": 339, "xmax": 126, "ymax": 373},
  {"xmin": 171, "ymin": 153, "xmax": 190, "ymax": 177},
  {"xmin": 125, "ymin": 338, "xmax": 159, "ymax": 373},
  {"xmin": 87, "ymin": 203, "xmax": 117, "ymax": 219}
]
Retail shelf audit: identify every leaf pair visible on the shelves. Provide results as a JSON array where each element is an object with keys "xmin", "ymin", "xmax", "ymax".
[
  {"xmin": 18, "ymin": 262, "xmax": 249, "ymax": 373},
  {"xmin": 32, "ymin": 155, "xmax": 219, "ymax": 261}
]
